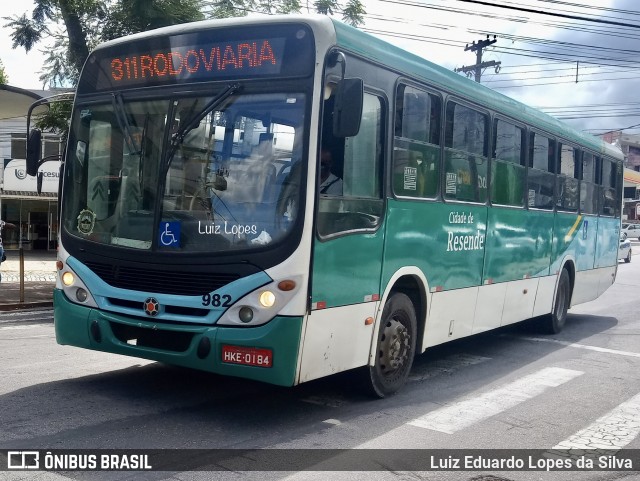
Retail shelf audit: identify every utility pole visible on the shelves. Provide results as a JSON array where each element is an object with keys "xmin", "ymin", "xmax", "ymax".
[{"xmin": 455, "ymin": 35, "xmax": 501, "ymax": 83}]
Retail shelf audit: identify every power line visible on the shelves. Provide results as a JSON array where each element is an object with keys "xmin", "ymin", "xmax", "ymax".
[{"xmin": 452, "ymin": 0, "xmax": 640, "ymax": 29}]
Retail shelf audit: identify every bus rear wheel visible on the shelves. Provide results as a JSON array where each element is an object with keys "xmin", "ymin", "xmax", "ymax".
[
  {"xmin": 362, "ymin": 292, "xmax": 417, "ymax": 398},
  {"xmin": 541, "ymin": 269, "xmax": 571, "ymax": 334}
]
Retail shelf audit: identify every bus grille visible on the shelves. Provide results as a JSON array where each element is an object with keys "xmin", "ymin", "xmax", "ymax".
[{"xmin": 85, "ymin": 261, "xmax": 240, "ymax": 296}]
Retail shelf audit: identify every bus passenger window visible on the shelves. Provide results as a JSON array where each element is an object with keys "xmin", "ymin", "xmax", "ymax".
[
  {"xmin": 580, "ymin": 152, "xmax": 598, "ymax": 214},
  {"xmin": 444, "ymin": 102, "xmax": 488, "ymax": 203},
  {"xmin": 527, "ymin": 133, "xmax": 555, "ymax": 210},
  {"xmin": 392, "ymin": 85, "xmax": 441, "ymax": 198},
  {"xmin": 556, "ymin": 143, "xmax": 579, "ymax": 212},
  {"xmin": 491, "ymin": 119, "xmax": 524, "ymax": 207},
  {"xmin": 600, "ymin": 157, "xmax": 621, "ymax": 217}
]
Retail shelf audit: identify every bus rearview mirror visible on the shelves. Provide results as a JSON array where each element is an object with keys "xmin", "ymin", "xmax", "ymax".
[
  {"xmin": 333, "ymin": 78, "xmax": 363, "ymax": 138},
  {"xmin": 26, "ymin": 129, "xmax": 42, "ymax": 177}
]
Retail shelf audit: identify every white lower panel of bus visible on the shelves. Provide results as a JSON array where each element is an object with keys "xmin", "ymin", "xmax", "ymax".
[{"xmin": 297, "ymin": 302, "xmax": 378, "ymax": 384}]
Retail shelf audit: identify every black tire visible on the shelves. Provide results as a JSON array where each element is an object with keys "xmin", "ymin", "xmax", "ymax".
[
  {"xmin": 625, "ymin": 249, "xmax": 632, "ymax": 263},
  {"xmin": 361, "ymin": 292, "xmax": 417, "ymax": 398},
  {"xmin": 541, "ymin": 269, "xmax": 571, "ymax": 334}
]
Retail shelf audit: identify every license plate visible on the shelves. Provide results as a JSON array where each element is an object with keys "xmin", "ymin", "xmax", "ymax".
[{"xmin": 221, "ymin": 345, "xmax": 273, "ymax": 368}]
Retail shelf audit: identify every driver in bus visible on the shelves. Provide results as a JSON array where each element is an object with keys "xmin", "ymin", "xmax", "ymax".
[{"xmin": 319, "ymin": 147, "xmax": 342, "ymax": 195}]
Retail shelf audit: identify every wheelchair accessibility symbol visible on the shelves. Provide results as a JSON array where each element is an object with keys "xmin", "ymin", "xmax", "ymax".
[{"xmin": 159, "ymin": 221, "xmax": 181, "ymax": 247}]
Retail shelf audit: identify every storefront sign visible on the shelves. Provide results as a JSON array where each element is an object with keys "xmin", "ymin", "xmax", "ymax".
[{"xmin": 2, "ymin": 159, "xmax": 60, "ymax": 193}]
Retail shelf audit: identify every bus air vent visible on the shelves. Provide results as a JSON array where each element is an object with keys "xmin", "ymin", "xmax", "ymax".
[{"xmin": 85, "ymin": 261, "xmax": 240, "ymax": 296}]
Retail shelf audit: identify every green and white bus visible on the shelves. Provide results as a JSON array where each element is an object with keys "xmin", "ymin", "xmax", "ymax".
[{"xmin": 29, "ymin": 15, "xmax": 623, "ymax": 397}]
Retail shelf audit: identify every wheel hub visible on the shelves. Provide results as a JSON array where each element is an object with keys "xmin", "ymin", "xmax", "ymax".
[{"xmin": 380, "ymin": 318, "xmax": 410, "ymax": 374}]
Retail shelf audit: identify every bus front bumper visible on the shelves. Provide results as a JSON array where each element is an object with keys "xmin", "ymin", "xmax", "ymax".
[{"xmin": 53, "ymin": 289, "xmax": 303, "ymax": 386}]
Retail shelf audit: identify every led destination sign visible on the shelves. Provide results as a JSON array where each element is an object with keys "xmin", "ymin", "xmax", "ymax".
[
  {"xmin": 82, "ymin": 24, "xmax": 315, "ymax": 92},
  {"xmin": 110, "ymin": 38, "xmax": 283, "ymax": 84}
]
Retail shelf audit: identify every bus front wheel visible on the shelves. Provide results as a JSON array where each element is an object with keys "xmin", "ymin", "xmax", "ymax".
[
  {"xmin": 541, "ymin": 269, "xmax": 571, "ymax": 334},
  {"xmin": 362, "ymin": 292, "xmax": 417, "ymax": 398}
]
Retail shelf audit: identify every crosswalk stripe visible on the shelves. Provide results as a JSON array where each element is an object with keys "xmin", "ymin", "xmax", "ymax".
[
  {"xmin": 408, "ymin": 367, "xmax": 583, "ymax": 434},
  {"xmin": 506, "ymin": 335, "xmax": 640, "ymax": 359},
  {"xmin": 553, "ymin": 391, "xmax": 640, "ymax": 450}
]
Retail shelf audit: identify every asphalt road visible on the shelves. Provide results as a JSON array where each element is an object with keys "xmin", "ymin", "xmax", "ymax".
[{"xmin": 1, "ymin": 258, "xmax": 640, "ymax": 481}]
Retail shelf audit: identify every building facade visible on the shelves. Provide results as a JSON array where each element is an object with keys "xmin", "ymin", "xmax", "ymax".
[{"xmin": 0, "ymin": 85, "xmax": 64, "ymax": 250}]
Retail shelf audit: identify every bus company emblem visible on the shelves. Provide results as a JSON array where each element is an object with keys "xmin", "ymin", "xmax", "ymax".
[
  {"xmin": 143, "ymin": 298, "xmax": 160, "ymax": 316},
  {"xmin": 76, "ymin": 209, "xmax": 96, "ymax": 236}
]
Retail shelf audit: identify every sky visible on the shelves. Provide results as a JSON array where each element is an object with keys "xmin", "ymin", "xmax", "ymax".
[{"xmin": 1, "ymin": 0, "xmax": 639, "ymax": 135}]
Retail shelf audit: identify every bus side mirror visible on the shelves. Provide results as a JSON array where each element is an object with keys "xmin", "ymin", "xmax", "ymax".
[
  {"xmin": 333, "ymin": 78, "xmax": 363, "ymax": 138},
  {"xmin": 26, "ymin": 129, "xmax": 42, "ymax": 177}
]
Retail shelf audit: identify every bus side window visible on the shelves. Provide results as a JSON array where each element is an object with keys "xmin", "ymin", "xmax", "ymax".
[
  {"xmin": 443, "ymin": 101, "xmax": 488, "ymax": 203},
  {"xmin": 317, "ymin": 92, "xmax": 384, "ymax": 237},
  {"xmin": 557, "ymin": 143, "xmax": 579, "ymax": 212},
  {"xmin": 491, "ymin": 119, "xmax": 524, "ymax": 207},
  {"xmin": 527, "ymin": 132, "xmax": 555, "ymax": 210},
  {"xmin": 392, "ymin": 85, "xmax": 441, "ymax": 198},
  {"xmin": 580, "ymin": 152, "xmax": 598, "ymax": 215},
  {"xmin": 600, "ymin": 157, "xmax": 620, "ymax": 217}
]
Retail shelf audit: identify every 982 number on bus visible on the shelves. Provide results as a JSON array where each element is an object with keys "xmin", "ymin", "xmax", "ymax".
[{"xmin": 202, "ymin": 293, "xmax": 232, "ymax": 307}]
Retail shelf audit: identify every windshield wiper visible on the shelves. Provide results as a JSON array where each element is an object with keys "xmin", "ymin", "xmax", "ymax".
[
  {"xmin": 166, "ymin": 83, "xmax": 241, "ymax": 167},
  {"xmin": 111, "ymin": 93, "xmax": 139, "ymax": 154}
]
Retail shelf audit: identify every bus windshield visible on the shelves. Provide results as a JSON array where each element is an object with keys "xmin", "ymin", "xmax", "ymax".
[{"xmin": 63, "ymin": 89, "xmax": 306, "ymax": 253}]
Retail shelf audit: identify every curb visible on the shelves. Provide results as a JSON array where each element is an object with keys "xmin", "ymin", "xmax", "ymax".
[{"xmin": 0, "ymin": 301, "xmax": 54, "ymax": 312}]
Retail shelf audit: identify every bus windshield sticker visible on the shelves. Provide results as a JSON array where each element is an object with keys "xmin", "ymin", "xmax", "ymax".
[
  {"xmin": 404, "ymin": 167, "xmax": 417, "ymax": 190},
  {"xmin": 446, "ymin": 172, "xmax": 457, "ymax": 194},
  {"xmin": 159, "ymin": 221, "xmax": 181, "ymax": 248},
  {"xmin": 77, "ymin": 209, "xmax": 96, "ymax": 236}
]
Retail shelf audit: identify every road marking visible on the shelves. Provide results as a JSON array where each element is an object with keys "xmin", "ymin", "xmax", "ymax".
[
  {"xmin": 509, "ymin": 335, "xmax": 640, "ymax": 359},
  {"xmin": 408, "ymin": 353, "xmax": 491, "ymax": 382},
  {"xmin": 0, "ymin": 324, "xmax": 52, "ymax": 331},
  {"xmin": 408, "ymin": 367, "xmax": 583, "ymax": 434},
  {"xmin": 553, "ymin": 392, "xmax": 640, "ymax": 450}
]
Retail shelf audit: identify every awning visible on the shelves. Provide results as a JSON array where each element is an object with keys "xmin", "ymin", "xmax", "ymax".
[
  {"xmin": 0, "ymin": 85, "xmax": 47, "ymax": 120},
  {"xmin": 624, "ymin": 168, "xmax": 640, "ymax": 186}
]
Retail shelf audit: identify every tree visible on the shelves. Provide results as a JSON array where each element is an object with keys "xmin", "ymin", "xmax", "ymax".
[
  {"xmin": 206, "ymin": 0, "xmax": 253, "ymax": 18},
  {"xmin": 341, "ymin": 0, "xmax": 365, "ymax": 27},
  {"xmin": 256, "ymin": 0, "xmax": 302, "ymax": 14},
  {"xmin": 0, "ymin": 59, "xmax": 8, "ymax": 84},
  {"xmin": 3, "ymin": 0, "xmax": 203, "ymax": 88},
  {"xmin": 102, "ymin": 0, "xmax": 203, "ymax": 41},
  {"xmin": 314, "ymin": 0, "xmax": 339, "ymax": 15}
]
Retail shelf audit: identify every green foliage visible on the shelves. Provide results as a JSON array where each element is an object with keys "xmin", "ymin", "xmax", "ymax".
[
  {"xmin": 341, "ymin": 0, "xmax": 365, "ymax": 27},
  {"xmin": 314, "ymin": 0, "xmax": 339, "ymax": 15},
  {"xmin": 0, "ymin": 59, "xmax": 8, "ymax": 84},
  {"xmin": 102, "ymin": 0, "xmax": 204, "ymax": 41},
  {"xmin": 3, "ymin": 0, "xmax": 367, "ymax": 88},
  {"xmin": 206, "ymin": 0, "xmax": 253, "ymax": 18},
  {"xmin": 34, "ymin": 97, "xmax": 73, "ymax": 142}
]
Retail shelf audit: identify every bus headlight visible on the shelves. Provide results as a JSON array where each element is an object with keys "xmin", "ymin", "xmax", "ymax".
[
  {"xmin": 217, "ymin": 276, "xmax": 301, "ymax": 327},
  {"xmin": 62, "ymin": 271, "xmax": 75, "ymax": 286},
  {"xmin": 259, "ymin": 290, "xmax": 276, "ymax": 308},
  {"xmin": 57, "ymin": 264, "xmax": 98, "ymax": 308}
]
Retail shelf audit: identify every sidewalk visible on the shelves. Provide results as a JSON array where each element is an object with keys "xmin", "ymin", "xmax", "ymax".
[{"xmin": 0, "ymin": 249, "xmax": 57, "ymax": 311}]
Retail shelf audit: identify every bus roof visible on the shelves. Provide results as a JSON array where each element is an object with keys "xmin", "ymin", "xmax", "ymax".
[
  {"xmin": 89, "ymin": 14, "xmax": 621, "ymax": 160},
  {"xmin": 329, "ymin": 18, "xmax": 622, "ymax": 160}
]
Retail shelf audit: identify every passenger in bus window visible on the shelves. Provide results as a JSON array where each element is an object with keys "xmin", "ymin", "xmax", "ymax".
[{"xmin": 319, "ymin": 147, "xmax": 343, "ymax": 195}]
